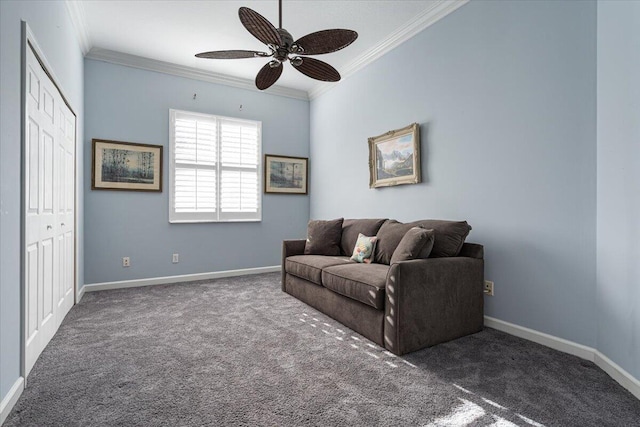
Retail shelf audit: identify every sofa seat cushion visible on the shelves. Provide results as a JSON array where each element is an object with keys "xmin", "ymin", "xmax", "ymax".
[
  {"xmin": 322, "ymin": 264, "xmax": 390, "ymax": 310},
  {"xmin": 286, "ymin": 255, "xmax": 353, "ymax": 285}
]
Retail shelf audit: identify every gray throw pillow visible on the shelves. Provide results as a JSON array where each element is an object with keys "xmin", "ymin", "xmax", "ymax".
[
  {"xmin": 375, "ymin": 219, "xmax": 471, "ymax": 264},
  {"xmin": 374, "ymin": 220, "xmax": 418, "ymax": 264},
  {"xmin": 304, "ymin": 218, "xmax": 344, "ymax": 256},
  {"xmin": 408, "ymin": 219, "xmax": 471, "ymax": 258},
  {"xmin": 390, "ymin": 228, "xmax": 435, "ymax": 264}
]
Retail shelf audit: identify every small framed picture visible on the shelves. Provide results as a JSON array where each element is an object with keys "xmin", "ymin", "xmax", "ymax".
[
  {"xmin": 264, "ymin": 154, "xmax": 308, "ymax": 194},
  {"xmin": 92, "ymin": 139, "xmax": 163, "ymax": 192},
  {"xmin": 368, "ymin": 122, "xmax": 421, "ymax": 188}
]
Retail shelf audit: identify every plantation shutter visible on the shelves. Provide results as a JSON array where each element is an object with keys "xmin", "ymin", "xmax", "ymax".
[
  {"xmin": 220, "ymin": 119, "xmax": 260, "ymax": 220},
  {"xmin": 169, "ymin": 110, "xmax": 261, "ymax": 222}
]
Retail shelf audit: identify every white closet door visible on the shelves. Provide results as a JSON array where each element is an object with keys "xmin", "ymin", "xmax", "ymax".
[
  {"xmin": 25, "ymin": 45, "xmax": 76, "ymax": 375},
  {"xmin": 56, "ymin": 92, "xmax": 75, "ymax": 324}
]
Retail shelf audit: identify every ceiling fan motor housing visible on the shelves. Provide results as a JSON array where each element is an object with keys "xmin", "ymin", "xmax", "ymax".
[{"xmin": 274, "ymin": 28, "xmax": 294, "ymax": 62}]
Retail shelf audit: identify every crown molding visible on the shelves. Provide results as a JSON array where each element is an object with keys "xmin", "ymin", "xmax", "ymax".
[
  {"xmin": 308, "ymin": 0, "xmax": 470, "ymax": 100},
  {"xmin": 85, "ymin": 48, "xmax": 309, "ymax": 101},
  {"xmin": 73, "ymin": 0, "xmax": 468, "ymax": 101},
  {"xmin": 65, "ymin": 0, "xmax": 92, "ymax": 54}
]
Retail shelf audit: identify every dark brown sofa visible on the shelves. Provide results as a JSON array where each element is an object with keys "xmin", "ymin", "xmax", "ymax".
[{"xmin": 281, "ymin": 218, "xmax": 484, "ymax": 356}]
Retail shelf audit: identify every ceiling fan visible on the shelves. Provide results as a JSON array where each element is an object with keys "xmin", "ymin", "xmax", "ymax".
[{"xmin": 195, "ymin": 0, "xmax": 358, "ymax": 90}]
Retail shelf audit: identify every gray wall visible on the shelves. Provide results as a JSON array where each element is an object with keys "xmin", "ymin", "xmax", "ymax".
[
  {"xmin": 84, "ymin": 59, "xmax": 310, "ymax": 284},
  {"xmin": 310, "ymin": 0, "xmax": 598, "ymax": 348},
  {"xmin": 596, "ymin": 1, "xmax": 640, "ymax": 380},
  {"xmin": 0, "ymin": 0, "xmax": 84, "ymax": 403}
]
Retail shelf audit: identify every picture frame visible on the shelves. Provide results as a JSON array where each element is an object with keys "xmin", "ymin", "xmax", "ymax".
[
  {"xmin": 264, "ymin": 154, "xmax": 308, "ymax": 194},
  {"xmin": 368, "ymin": 122, "xmax": 421, "ymax": 188},
  {"xmin": 92, "ymin": 139, "xmax": 163, "ymax": 192}
]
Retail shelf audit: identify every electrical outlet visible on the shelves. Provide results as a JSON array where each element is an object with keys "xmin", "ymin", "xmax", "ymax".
[
  {"xmin": 484, "ymin": 280, "xmax": 494, "ymax": 296},
  {"xmin": 172, "ymin": 253, "xmax": 179, "ymax": 264},
  {"xmin": 122, "ymin": 257, "xmax": 130, "ymax": 267}
]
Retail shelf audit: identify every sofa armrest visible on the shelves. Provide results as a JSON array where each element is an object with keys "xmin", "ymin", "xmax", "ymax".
[
  {"xmin": 384, "ymin": 257, "xmax": 484, "ymax": 355},
  {"xmin": 281, "ymin": 239, "xmax": 307, "ymax": 290}
]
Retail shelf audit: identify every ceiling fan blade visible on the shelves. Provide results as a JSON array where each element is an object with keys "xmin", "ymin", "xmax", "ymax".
[
  {"xmin": 294, "ymin": 29, "xmax": 358, "ymax": 55},
  {"xmin": 255, "ymin": 61, "xmax": 283, "ymax": 90},
  {"xmin": 195, "ymin": 50, "xmax": 270, "ymax": 59},
  {"xmin": 239, "ymin": 7, "xmax": 282, "ymax": 47},
  {"xmin": 291, "ymin": 57, "xmax": 341, "ymax": 82}
]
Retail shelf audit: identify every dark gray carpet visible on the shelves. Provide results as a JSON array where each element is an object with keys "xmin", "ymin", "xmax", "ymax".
[{"xmin": 5, "ymin": 272, "xmax": 640, "ymax": 426}]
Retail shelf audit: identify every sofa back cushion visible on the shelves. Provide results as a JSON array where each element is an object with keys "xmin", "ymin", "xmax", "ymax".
[
  {"xmin": 340, "ymin": 218, "xmax": 387, "ymax": 256},
  {"xmin": 304, "ymin": 218, "xmax": 344, "ymax": 256},
  {"xmin": 374, "ymin": 219, "xmax": 471, "ymax": 264}
]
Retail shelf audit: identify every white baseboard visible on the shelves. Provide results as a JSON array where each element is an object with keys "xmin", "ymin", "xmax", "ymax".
[
  {"xmin": 77, "ymin": 284, "xmax": 86, "ymax": 303},
  {"xmin": 485, "ymin": 316, "xmax": 640, "ymax": 400},
  {"xmin": 593, "ymin": 350, "xmax": 640, "ymax": 400},
  {"xmin": 484, "ymin": 316, "xmax": 595, "ymax": 360},
  {"xmin": 0, "ymin": 377, "xmax": 24, "ymax": 425},
  {"xmin": 83, "ymin": 265, "xmax": 281, "ymax": 293}
]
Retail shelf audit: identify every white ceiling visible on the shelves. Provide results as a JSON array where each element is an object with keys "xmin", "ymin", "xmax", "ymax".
[{"xmin": 70, "ymin": 1, "xmax": 467, "ymax": 98}]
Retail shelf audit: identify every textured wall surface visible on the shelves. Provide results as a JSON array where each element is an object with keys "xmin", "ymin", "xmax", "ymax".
[
  {"xmin": 84, "ymin": 59, "xmax": 309, "ymax": 284},
  {"xmin": 596, "ymin": 1, "xmax": 640, "ymax": 380},
  {"xmin": 0, "ymin": 0, "xmax": 84, "ymax": 403},
  {"xmin": 310, "ymin": 1, "xmax": 598, "ymax": 348}
]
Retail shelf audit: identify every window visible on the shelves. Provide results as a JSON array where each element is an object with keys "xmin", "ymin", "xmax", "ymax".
[{"xmin": 169, "ymin": 109, "xmax": 261, "ymax": 222}]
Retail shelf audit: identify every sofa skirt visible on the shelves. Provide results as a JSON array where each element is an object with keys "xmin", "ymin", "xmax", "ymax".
[{"xmin": 284, "ymin": 273, "xmax": 385, "ymax": 347}]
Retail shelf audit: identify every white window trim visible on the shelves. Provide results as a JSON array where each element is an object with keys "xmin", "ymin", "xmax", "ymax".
[{"xmin": 169, "ymin": 109, "xmax": 262, "ymax": 223}]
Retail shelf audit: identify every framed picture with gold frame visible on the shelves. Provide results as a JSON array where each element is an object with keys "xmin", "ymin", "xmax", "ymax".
[{"xmin": 368, "ymin": 123, "xmax": 421, "ymax": 188}]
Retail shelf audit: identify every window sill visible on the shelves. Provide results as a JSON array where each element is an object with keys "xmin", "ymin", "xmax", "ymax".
[{"xmin": 169, "ymin": 219, "xmax": 262, "ymax": 224}]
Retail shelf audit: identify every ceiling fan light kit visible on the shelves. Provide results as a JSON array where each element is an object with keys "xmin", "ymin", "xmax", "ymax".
[{"xmin": 195, "ymin": 0, "xmax": 358, "ymax": 90}]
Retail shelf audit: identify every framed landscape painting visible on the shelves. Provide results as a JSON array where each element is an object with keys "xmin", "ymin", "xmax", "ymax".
[
  {"xmin": 92, "ymin": 139, "xmax": 163, "ymax": 192},
  {"xmin": 368, "ymin": 123, "xmax": 421, "ymax": 188},
  {"xmin": 264, "ymin": 154, "xmax": 308, "ymax": 194}
]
